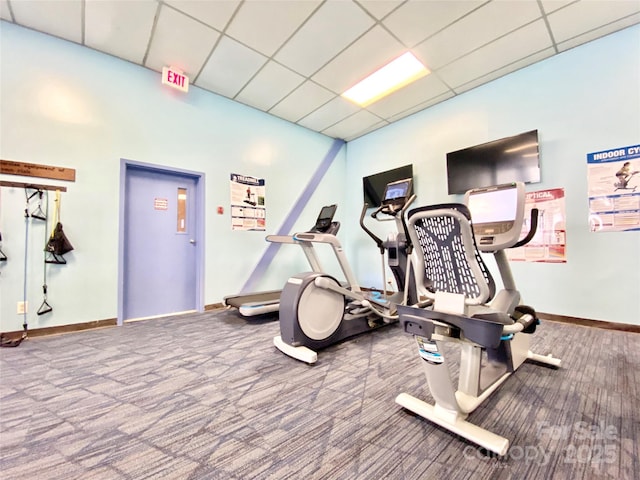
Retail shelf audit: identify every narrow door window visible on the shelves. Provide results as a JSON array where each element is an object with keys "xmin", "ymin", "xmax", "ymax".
[{"xmin": 177, "ymin": 188, "xmax": 187, "ymax": 233}]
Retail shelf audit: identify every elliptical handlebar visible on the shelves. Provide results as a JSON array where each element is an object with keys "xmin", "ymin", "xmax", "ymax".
[
  {"xmin": 359, "ymin": 194, "xmax": 417, "ymax": 254},
  {"xmin": 399, "ymin": 194, "xmax": 416, "ymax": 254},
  {"xmin": 360, "ymin": 203, "xmax": 385, "ymax": 253},
  {"xmin": 512, "ymin": 207, "xmax": 539, "ymax": 249}
]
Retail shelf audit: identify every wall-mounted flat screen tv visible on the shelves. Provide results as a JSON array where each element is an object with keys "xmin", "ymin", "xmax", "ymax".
[
  {"xmin": 363, "ymin": 164, "xmax": 413, "ymax": 207},
  {"xmin": 446, "ymin": 130, "xmax": 541, "ymax": 195}
]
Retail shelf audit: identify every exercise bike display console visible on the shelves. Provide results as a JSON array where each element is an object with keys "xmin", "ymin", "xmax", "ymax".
[
  {"xmin": 274, "ymin": 178, "xmax": 417, "ymax": 364},
  {"xmin": 395, "ymin": 182, "xmax": 561, "ymax": 456}
]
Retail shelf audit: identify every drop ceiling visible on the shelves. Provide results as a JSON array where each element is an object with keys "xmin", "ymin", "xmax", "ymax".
[{"xmin": 1, "ymin": 0, "xmax": 639, "ymax": 141}]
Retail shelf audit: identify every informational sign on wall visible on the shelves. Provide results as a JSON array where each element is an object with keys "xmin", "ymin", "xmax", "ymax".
[
  {"xmin": 507, "ymin": 188, "xmax": 567, "ymax": 263},
  {"xmin": 587, "ymin": 144, "xmax": 640, "ymax": 233},
  {"xmin": 230, "ymin": 173, "xmax": 266, "ymax": 231}
]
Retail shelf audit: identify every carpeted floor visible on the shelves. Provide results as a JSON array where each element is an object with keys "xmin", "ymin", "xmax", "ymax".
[{"xmin": 0, "ymin": 309, "xmax": 638, "ymax": 479}]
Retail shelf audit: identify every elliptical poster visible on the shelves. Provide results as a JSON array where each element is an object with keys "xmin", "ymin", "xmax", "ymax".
[
  {"xmin": 507, "ymin": 188, "xmax": 567, "ymax": 263},
  {"xmin": 587, "ymin": 144, "xmax": 640, "ymax": 233},
  {"xmin": 230, "ymin": 173, "xmax": 266, "ymax": 231}
]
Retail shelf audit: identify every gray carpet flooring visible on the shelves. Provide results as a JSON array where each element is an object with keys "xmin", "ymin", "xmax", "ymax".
[{"xmin": 0, "ymin": 309, "xmax": 638, "ymax": 479}]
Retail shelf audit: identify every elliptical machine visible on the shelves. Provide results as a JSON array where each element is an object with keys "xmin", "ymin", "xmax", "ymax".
[
  {"xmin": 274, "ymin": 178, "xmax": 417, "ymax": 364},
  {"xmin": 395, "ymin": 182, "xmax": 560, "ymax": 455}
]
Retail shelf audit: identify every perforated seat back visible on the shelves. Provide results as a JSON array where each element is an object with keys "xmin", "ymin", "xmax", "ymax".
[{"xmin": 407, "ymin": 203, "xmax": 495, "ymax": 305}]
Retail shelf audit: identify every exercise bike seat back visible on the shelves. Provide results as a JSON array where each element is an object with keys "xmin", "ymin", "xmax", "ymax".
[{"xmin": 409, "ymin": 202, "xmax": 496, "ymax": 307}]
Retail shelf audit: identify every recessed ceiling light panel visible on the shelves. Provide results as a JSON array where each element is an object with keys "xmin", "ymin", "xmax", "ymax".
[{"xmin": 342, "ymin": 52, "xmax": 429, "ymax": 107}]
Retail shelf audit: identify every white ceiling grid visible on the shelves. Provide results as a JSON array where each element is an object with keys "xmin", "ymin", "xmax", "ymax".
[{"xmin": 1, "ymin": 0, "xmax": 638, "ymax": 141}]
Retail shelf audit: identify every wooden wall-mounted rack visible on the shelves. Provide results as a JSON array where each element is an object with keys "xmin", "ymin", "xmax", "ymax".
[{"xmin": 0, "ymin": 180, "xmax": 67, "ymax": 192}]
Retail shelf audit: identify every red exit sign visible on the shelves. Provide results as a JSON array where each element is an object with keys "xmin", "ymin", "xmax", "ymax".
[{"xmin": 162, "ymin": 66, "xmax": 189, "ymax": 93}]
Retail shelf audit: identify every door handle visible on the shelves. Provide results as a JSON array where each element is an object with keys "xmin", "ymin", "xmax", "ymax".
[{"xmin": 189, "ymin": 239, "xmax": 196, "ymax": 244}]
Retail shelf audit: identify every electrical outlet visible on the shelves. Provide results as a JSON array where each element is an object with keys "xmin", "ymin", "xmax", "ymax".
[{"xmin": 17, "ymin": 301, "xmax": 27, "ymax": 315}]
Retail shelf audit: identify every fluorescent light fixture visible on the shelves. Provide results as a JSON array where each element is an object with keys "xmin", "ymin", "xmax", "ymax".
[{"xmin": 342, "ymin": 52, "xmax": 429, "ymax": 107}]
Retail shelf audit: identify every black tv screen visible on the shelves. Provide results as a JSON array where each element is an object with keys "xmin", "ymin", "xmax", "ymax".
[
  {"xmin": 363, "ymin": 164, "xmax": 413, "ymax": 207},
  {"xmin": 446, "ymin": 130, "xmax": 541, "ymax": 195}
]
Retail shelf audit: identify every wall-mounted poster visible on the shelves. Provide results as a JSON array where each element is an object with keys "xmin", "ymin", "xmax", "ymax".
[
  {"xmin": 587, "ymin": 144, "xmax": 640, "ymax": 233},
  {"xmin": 230, "ymin": 173, "xmax": 266, "ymax": 231},
  {"xmin": 507, "ymin": 188, "xmax": 567, "ymax": 263}
]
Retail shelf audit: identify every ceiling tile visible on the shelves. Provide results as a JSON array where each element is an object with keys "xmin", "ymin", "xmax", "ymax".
[
  {"xmin": 344, "ymin": 120, "xmax": 389, "ymax": 142},
  {"xmin": 321, "ymin": 109, "xmax": 383, "ymax": 139},
  {"xmin": 547, "ymin": 0, "xmax": 640, "ymax": 43},
  {"xmin": 165, "ymin": 0, "xmax": 240, "ymax": 31},
  {"xmin": 275, "ymin": 0, "xmax": 375, "ymax": 77},
  {"xmin": 10, "ymin": 0, "xmax": 82, "ymax": 43},
  {"xmin": 195, "ymin": 35, "xmax": 267, "ymax": 99},
  {"xmin": 452, "ymin": 47, "xmax": 555, "ymax": 94},
  {"xmin": 145, "ymin": 5, "xmax": 220, "ymax": 76},
  {"xmin": 366, "ymin": 74, "xmax": 451, "ymax": 119},
  {"xmin": 356, "ymin": 0, "xmax": 403, "ymax": 20},
  {"xmin": 312, "ymin": 25, "xmax": 406, "ymax": 94},
  {"xmin": 235, "ymin": 61, "xmax": 305, "ymax": 111},
  {"xmin": 386, "ymin": 91, "xmax": 455, "ymax": 123},
  {"xmin": 297, "ymin": 96, "xmax": 361, "ymax": 132},
  {"xmin": 85, "ymin": 0, "xmax": 157, "ymax": 65},
  {"xmin": 269, "ymin": 81, "xmax": 336, "ymax": 123},
  {"xmin": 413, "ymin": 0, "xmax": 542, "ymax": 70},
  {"xmin": 438, "ymin": 19, "xmax": 553, "ymax": 89},
  {"xmin": 226, "ymin": 0, "xmax": 320, "ymax": 57},
  {"xmin": 1, "ymin": 0, "xmax": 13, "ymax": 21},
  {"xmin": 557, "ymin": 14, "xmax": 640, "ymax": 52},
  {"xmin": 539, "ymin": 0, "xmax": 573, "ymax": 14},
  {"xmin": 382, "ymin": 0, "xmax": 485, "ymax": 47}
]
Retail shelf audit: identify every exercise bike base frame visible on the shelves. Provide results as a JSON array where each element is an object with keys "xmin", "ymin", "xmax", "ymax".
[{"xmin": 396, "ymin": 304, "xmax": 561, "ymax": 455}]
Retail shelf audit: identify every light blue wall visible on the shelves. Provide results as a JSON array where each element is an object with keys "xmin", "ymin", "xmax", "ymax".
[
  {"xmin": 0, "ymin": 22, "xmax": 346, "ymax": 332},
  {"xmin": 344, "ymin": 25, "xmax": 640, "ymax": 325},
  {"xmin": 2, "ymin": 22, "xmax": 638, "ymax": 331}
]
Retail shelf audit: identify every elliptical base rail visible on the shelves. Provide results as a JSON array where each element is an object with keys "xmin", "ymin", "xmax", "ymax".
[{"xmin": 273, "ymin": 335, "xmax": 318, "ymax": 364}]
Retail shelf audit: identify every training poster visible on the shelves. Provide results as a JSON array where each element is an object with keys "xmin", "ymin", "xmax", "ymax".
[
  {"xmin": 230, "ymin": 173, "xmax": 266, "ymax": 231},
  {"xmin": 587, "ymin": 144, "xmax": 640, "ymax": 233},
  {"xmin": 507, "ymin": 188, "xmax": 567, "ymax": 263}
]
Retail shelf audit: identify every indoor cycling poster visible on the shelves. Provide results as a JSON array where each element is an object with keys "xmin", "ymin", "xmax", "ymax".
[
  {"xmin": 587, "ymin": 144, "xmax": 640, "ymax": 233},
  {"xmin": 230, "ymin": 173, "xmax": 266, "ymax": 231},
  {"xmin": 507, "ymin": 188, "xmax": 567, "ymax": 263}
]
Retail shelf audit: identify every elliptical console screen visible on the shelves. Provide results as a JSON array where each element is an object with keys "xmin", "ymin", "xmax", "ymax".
[
  {"xmin": 382, "ymin": 179, "xmax": 412, "ymax": 205},
  {"xmin": 313, "ymin": 204, "xmax": 337, "ymax": 232}
]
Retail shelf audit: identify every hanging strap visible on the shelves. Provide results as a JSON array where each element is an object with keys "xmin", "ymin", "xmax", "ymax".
[
  {"xmin": 38, "ymin": 192, "xmax": 53, "ymax": 316},
  {"xmin": 30, "ymin": 190, "xmax": 47, "ymax": 221},
  {"xmin": 50, "ymin": 190, "xmax": 61, "ymax": 236}
]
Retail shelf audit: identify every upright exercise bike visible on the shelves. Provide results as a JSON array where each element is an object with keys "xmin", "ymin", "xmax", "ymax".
[
  {"xmin": 274, "ymin": 178, "xmax": 417, "ymax": 364},
  {"xmin": 395, "ymin": 182, "xmax": 560, "ymax": 456}
]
